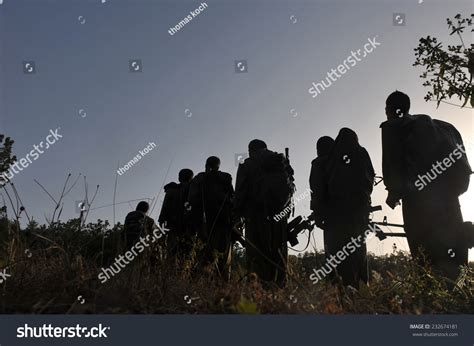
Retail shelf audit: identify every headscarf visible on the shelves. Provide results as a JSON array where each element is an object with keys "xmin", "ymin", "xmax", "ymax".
[
  {"xmin": 326, "ymin": 128, "xmax": 375, "ymax": 198},
  {"xmin": 317, "ymin": 136, "xmax": 335, "ymax": 157}
]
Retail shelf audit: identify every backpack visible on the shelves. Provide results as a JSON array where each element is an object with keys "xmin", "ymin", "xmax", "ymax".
[
  {"xmin": 254, "ymin": 150, "xmax": 295, "ymax": 218},
  {"xmin": 460, "ymin": 222, "xmax": 474, "ymax": 248},
  {"xmin": 403, "ymin": 115, "xmax": 471, "ymax": 196},
  {"xmin": 158, "ymin": 183, "xmax": 181, "ymax": 228},
  {"xmin": 201, "ymin": 171, "xmax": 233, "ymax": 225},
  {"xmin": 326, "ymin": 147, "xmax": 375, "ymax": 198},
  {"xmin": 124, "ymin": 211, "xmax": 147, "ymax": 246}
]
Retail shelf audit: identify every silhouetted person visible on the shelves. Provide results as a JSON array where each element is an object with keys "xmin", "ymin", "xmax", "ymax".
[
  {"xmin": 310, "ymin": 136, "xmax": 336, "ymax": 278},
  {"xmin": 188, "ymin": 156, "xmax": 234, "ymax": 279},
  {"xmin": 124, "ymin": 201, "xmax": 155, "ymax": 248},
  {"xmin": 381, "ymin": 91, "xmax": 471, "ymax": 281},
  {"xmin": 158, "ymin": 168, "xmax": 194, "ymax": 259},
  {"xmin": 234, "ymin": 139, "xmax": 294, "ymax": 287},
  {"xmin": 325, "ymin": 128, "xmax": 374, "ymax": 287},
  {"xmin": 310, "ymin": 136, "xmax": 335, "ymax": 228}
]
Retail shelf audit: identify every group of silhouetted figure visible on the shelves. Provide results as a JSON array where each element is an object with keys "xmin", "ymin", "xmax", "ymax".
[{"xmin": 123, "ymin": 91, "xmax": 474, "ymax": 289}]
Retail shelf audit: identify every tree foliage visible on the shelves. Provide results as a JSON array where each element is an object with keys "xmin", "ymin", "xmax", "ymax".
[
  {"xmin": 0, "ymin": 134, "xmax": 15, "ymax": 184},
  {"xmin": 414, "ymin": 14, "xmax": 474, "ymax": 108}
]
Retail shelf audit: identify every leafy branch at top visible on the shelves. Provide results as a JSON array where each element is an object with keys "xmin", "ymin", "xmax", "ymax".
[{"xmin": 413, "ymin": 14, "xmax": 474, "ymax": 108}]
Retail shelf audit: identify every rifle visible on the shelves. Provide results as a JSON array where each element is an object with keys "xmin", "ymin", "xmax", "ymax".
[
  {"xmin": 285, "ymin": 205, "xmax": 395, "ymax": 247},
  {"xmin": 369, "ymin": 205, "xmax": 406, "ymax": 240},
  {"xmin": 285, "ymin": 205, "xmax": 408, "ymax": 245},
  {"xmin": 232, "ymin": 214, "xmax": 317, "ymax": 248},
  {"xmin": 371, "ymin": 205, "xmax": 474, "ymax": 246},
  {"xmin": 287, "ymin": 214, "xmax": 317, "ymax": 246},
  {"xmin": 233, "ymin": 197, "xmax": 410, "ymax": 247}
]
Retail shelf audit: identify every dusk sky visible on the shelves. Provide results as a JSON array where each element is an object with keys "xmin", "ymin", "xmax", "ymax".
[{"xmin": 1, "ymin": 0, "xmax": 472, "ymax": 260}]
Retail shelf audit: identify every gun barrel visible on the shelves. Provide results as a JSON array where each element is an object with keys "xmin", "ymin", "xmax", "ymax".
[
  {"xmin": 373, "ymin": 221, "xmax": 404, "ymax": 228},
  {"xmin": 379, "ymin": 232, "xmax": 406, "ymax": 237},
  {"xmin": 369, "ymin": 205, "xmax": 382, "ymax": 212}
]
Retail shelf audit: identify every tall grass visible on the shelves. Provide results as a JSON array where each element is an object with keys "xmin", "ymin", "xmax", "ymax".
[{"xmin": 0, "ymin": 216, "xmax": 472, "ymax": 314}]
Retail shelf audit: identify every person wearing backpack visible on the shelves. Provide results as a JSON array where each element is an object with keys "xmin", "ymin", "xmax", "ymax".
[
  {"xmin": 325, "ymin": 128, "xmax": 375, "ymax": 287},
  {"xmin": 124, "ymin": 201, "xmax": 156, "ymax": 249},
  {"xmin": 381, "ymin": 90, "xmax": 472, "ymax": 281},
  {"xmin": 158, "ymin": 168, "xmax": 194, "ymax": 260},
  {"xmin": 187, "ymin": 156, "xmax": 234, "ymax": 279},
  {"xmin": 234, "ymin": 139, "xmax": 295, "ymax": 287}
]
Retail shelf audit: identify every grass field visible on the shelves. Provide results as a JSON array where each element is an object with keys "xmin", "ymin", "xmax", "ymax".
[{"xmin": 0, "ymin": 216, "xmax": 472, "ymax": 314}]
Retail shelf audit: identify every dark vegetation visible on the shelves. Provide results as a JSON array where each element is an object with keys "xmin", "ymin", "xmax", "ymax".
[{"xmin": 0, "ymin": 216, "xmax": 472, "ymax": 314}]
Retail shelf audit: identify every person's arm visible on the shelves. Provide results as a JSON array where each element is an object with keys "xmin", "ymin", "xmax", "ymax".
[
  {"xmin": 158, "ymin": 191, "xmax": 171, "ymax": 225},
  {"xmin": 187, "ymin": 176, "xmax": 201, "ymax": 222},
  {"xmin": 309, "ymin": 161, "xmax": 318, "ymax": 211},
  {"xmin": 234, "ymin": 163, "xmax": 248, "ymax": 218},
  {"xmin": 381, "ymin": 121, "xmax": 404, "ymax": 208},
  {"xmin": 310, "ymin": 160, "xmax": 328, "ymax": 227},
  {"xmin": 145, "ymin": 216, "xmax": 157, "ymax": 234},
  {"xmin": 363, "ymin": 148, "xmax": 376, "ymax": 193},
  {"xmin": 227, "ymin": 174, "xmax": 235, "ymax": 201}
]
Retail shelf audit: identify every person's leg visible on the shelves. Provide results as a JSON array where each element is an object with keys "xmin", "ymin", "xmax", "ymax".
[
  {"xmin": 274, "ymin": 219, "xmax": 288, "ymax": 287},
  {"xmin": 357, "ymin": 242, "xmax": 368, "ymax": 285},
  {"xmin": 245, "ymin": 216, "xmax": 265, "ymax": 280},
  {"xmin": 405, "ymin": 193, "xmax": 465, "ymax": 282},
  {"xmin": 402, "ymin": 196, "xmax": 430, "ymax": 266},
  {"xmin": 431, "ymin": 197, "xmax": 464, "ymax": 281},
  {"xmin": 215, "ymin": 232, "xmax": 232, "ymax": 281}
]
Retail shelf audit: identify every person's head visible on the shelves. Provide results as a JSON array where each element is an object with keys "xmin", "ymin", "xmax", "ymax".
[
  {"xmin": 205, "ymin": 156, "xmax": 220, "ymax": 172},
  {"xmin": 136, "ymin": 201, "xmax": 149, "ymax": 213},
  {"xmin": 316, "ymin": 136, "xmax": 334, "ymax": 157},
  {"xmin": 385, "ymin": 90, "xmax": 410, "ymax": 119},
  {"xmin": 178, "ymin": 168, "xmax": 194, "ymax": 183},
  {"xmin": 248, "ymin": 139, "xmax": 267, "ymax": 156},
  {"xmin": 337, "ymin": 128, "xmax": 359, "ymax": 146}
]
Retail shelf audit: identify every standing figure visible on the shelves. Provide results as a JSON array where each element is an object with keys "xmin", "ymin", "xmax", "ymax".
[
  {"xmin": 234, "ymin": 139, "xmax": 294, "ymax": 287},
  {"xmin": 325, "ymin": 128, "xmax": 375, "ymax": 287},
  {"xmin": 310, "ymin": 136, "xmax": 336, "ymax": 279},
  {"xmin": 381, "ymin": 91, "xmax": 471, "ymax": 280},
  {"xmin": 188, "ymin": 156, "xmax": 234, "ymax": 279},
  {"xmin": 159, "ymin": 169, "xmax": 194, "ymax": 260}
]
